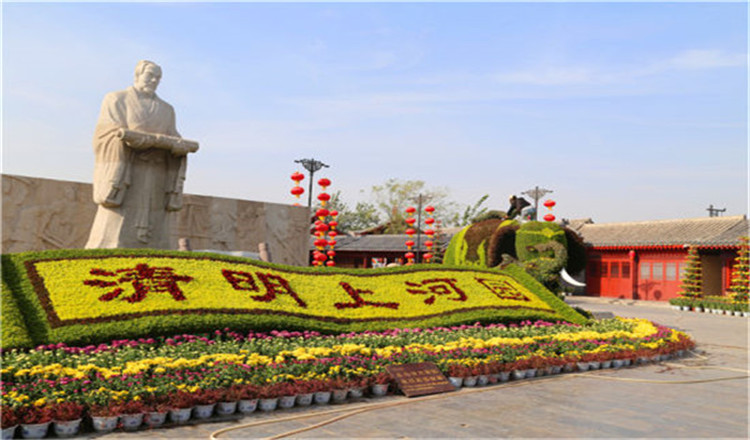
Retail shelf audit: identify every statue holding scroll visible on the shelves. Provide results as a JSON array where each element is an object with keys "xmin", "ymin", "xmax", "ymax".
[{"xmin": 85, "ymin": 60, "xmax": 199, "ymax": 249}]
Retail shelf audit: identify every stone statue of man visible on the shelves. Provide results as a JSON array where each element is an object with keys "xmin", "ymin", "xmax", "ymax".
[{"xmin": 85, "ymin": 60, "xmax": 198, "ymax": 249}]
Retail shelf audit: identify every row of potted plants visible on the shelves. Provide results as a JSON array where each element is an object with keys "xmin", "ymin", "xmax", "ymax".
[
  {"xmin": 668, "ymin": 296, "xmax": 749, "ymax": 316},
  {"xmin": 0, "ymin": 376, "xmax": 396, "ymax": 439}
]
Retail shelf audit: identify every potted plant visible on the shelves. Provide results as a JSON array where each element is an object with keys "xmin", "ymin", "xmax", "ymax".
[
  {"xmin": 216, "ymin": 385, "xmax": 243, "ymax": 416},
  {"xmin": 17, "ymin": 405, "xmax": 53, "ymax": 439},
  {"xmin": 237, "ymin": 384, "xmax": 259, "ymax": 414},
  {"xmin": 257, "ymin": 384, "xmax": 280, "ymax": 411},
  {"xmin": 1, "ymin": 405, "xmax": 18, "ymax": 440},
  {"xmin": 167, "ymin": 391, "xmax": 195, "ymax": 424},
  {"xmin": 50, "ymin": 401, "xmax": 84, "ymax": 438},
  {"xmin": 369, "ymin": 372, "xmax": 391, "ymax": 397},
  {"xmin": 143, "ymin": 396, "xmax": 170, "ymax": 428},
  {"xmin": 192, "ymin": 388, "xmax": 222, "ymax": 419},
  {"xmin": 115, "ymin": 399, "xmax": 146, "ymax": 431},
  {"xmin": 445, "ymin": 363, "xmax": 469, "ymax": 388}
]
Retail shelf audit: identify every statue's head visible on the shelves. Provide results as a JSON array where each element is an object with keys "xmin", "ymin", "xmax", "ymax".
[{"xmin": 133, "ymin": 60, "xmax": 162, "ymax": 96}]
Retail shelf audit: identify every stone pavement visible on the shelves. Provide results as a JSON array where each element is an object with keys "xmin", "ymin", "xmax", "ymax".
[{"xmin": 99, "ymin": 297, "xmax": 749, "ymax": 439}]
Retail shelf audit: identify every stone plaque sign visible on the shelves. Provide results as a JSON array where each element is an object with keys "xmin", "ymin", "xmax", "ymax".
[{"xmin": 386, "ymin": 362, "xmax": 456, "ymax": 397}]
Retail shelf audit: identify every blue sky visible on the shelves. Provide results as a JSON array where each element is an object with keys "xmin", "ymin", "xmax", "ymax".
[{"xmin": 2, "ymin": 1, "xmax": 747, "ymax": 224}]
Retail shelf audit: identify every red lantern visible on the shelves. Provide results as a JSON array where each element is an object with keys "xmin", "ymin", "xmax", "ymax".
[
  {"xmin": 405, "ymin": 206, "xmax": 416, "ymax": 214},
  {"xmin": 424, "ymin": 218, "xmax": 435, "ymax": 225},
  {"xmin": 316, "ymin": 208, "xmax": 329, "ymax": 220},
  {"xmin": 405, "ymin": 252, "xmax": 415, "ymax": 259},
  {"xmin": 424, "ymin": 240, "xmax": 434, "ymax": 248},
  {"xmin": 326, "ymin": 260, "xmax": 336, "ymax": 267},
  {"xmin": 315, "ymin": 223, "xmax": 329, "ymax": 233},
  {"xmin": 329, "ymin": 221, "xmax": 338, "ymax": 229},
  {"xmin": 317, "ymin": 193, "xmax": 331, "ymax": 203},
  {"xmin": 424, "ymin": 206, "xmax": 435, "ymax": 213},
  {"xmin": 314, "ymin": 238, "xmax": 327, "ymax": 249},
  {"xmin": 328, "ymin": 230, "xmax": 338, "ymax": 238},
  {"xmin": 543, "ymin": 200, "xmax": 556, "ymax": 210},
  {"xmin": 405, "ymin": 228, "xmax": 416, "ymax": 236},
  {"xmin": 405, "ymin": 240, "xmax": 415, "ymax": 249},
  {"xmin": 423, "ymin": 253, "xmax": 433, "ymax": 261},
  {"xmin": 328, "ymin": 240, "xmax": 337, "ymax": 247},
  {"xmin": 291, "ymin": 172, "xmax": 305, "ymax": 183},
  {"xmin": 330, "ymin": 210, "xmax": 339, "ymax": 217},
  {"xmin": 543, "ymin": 213, "xmax": 556, "ymax": 222},
  {"xmin": 315, "ymin": 252, "xmax": 328, "ymax": 262},
  {"xmin": 318, "ymin": 178, "xmax": 331, "ymax": 189},
  {"xmin": 290, "ymin": 186, "xmax": 304, "ymax": 198},
  {"xmin": 405, "ymin": 217, "xmax": 416, "ymax": 225},
  {"xmin": 424, "ymin": 229, "xmax": 435, "ymax": 236},
  {"xmin": 327, "ymin": 250, "xmax": 336, "ymax": 257}
]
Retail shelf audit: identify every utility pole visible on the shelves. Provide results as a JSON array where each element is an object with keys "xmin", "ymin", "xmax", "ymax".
[
  {"xmin": 707, "ymin": 204, "xmax": 726, "ymax": 217},
  {"xmin": 294, "ymin": 158, "xmax": 329, "ymax": 208},
  {"xmin": 521, "ymin": 186, "xmax": 553, "ymax": 221}
]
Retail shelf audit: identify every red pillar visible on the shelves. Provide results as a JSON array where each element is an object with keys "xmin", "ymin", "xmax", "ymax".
[{"xmin": 629, "ymin": 250, "xmax": 638, "ymax": 300}]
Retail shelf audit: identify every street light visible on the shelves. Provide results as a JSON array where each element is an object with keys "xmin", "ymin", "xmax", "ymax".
[
  {"xmin": 521, "ymin": 186, "xmax": 553, "ymax": 221},
  {"xmin": 294, "ymin": 158, "xmax": 329, "ymax": 208}
]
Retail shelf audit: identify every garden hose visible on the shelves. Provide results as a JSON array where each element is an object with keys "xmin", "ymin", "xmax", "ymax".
[{"xmin": 210, "ymin": 360, "xmax": 748, "ymax": 440}]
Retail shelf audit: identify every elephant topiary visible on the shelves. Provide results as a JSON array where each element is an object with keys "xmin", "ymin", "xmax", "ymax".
[{"xmin": 443, "ymin": 219, "xmax": 586, "ymax": 294}]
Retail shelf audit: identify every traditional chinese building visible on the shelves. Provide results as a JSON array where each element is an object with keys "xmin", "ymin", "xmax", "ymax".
[
  {"xmin": 575, "ymin": 215, "xmax": 748, "ymax": 301},
  {"xmin": 310, "ymin": 234, "xmax": 441, "ymax": 268}
]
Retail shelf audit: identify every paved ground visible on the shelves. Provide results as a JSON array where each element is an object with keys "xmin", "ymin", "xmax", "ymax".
[{"xmin": 98, "ymin": 297, "xmax": 749, "ymax": 439}]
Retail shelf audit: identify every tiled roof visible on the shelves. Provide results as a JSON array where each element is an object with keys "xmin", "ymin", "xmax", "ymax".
[
  {"xmin": 578, "ymin": 215, "xmax": 748, "ymax": 248},
  {"xmin": 310, "ymin": 234, "xmax": 453, "ymax": 252}
]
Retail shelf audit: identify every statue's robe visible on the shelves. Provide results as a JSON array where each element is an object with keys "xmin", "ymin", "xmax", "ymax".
[{"xmin": 85, "ymin": 86, "xmax": 185, "ymax": 249}]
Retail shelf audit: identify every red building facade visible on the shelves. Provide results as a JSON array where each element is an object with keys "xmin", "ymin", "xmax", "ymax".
[{"xmin": 577, "ymin": 216, "xmax": 747, "ymax": 301}]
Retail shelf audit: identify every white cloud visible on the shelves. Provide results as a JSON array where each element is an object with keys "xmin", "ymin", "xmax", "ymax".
[{"xmin": 663, "ymin": 49, "xmax": 747, "ymax": 70}]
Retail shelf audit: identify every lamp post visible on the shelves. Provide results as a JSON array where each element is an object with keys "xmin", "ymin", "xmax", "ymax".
[
  {"xmin": 521, "ymin": 186, "xmax": 553, "ymax": 221},
  {"xmin": 295, "ymin": 158, "xmax": 329, "ymax": 208}
]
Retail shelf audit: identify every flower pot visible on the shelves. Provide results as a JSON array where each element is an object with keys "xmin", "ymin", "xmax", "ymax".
[
  {"xmin": 259, "ymin": 398, "xmax": 278, "ymax": 412},
  {"xmin": 499, "ymin": 371, "xmax": 511, "ymax": 382},
  {"xmin": 144, "ymin": 412, "xmax": 167, "ymax": 427},
  {"xmin": 649, "ymin": 355, "xmax": 660, "ymax": 363},
  {"xmin": 601, "ymin": 360, "xmax": 612, "ymax": 369},
  {"xmin": 91, "ymin": 415, "xmax": 119, "ymax": 432},
  {"xmin": 314, "ymin": 391, "xmax": 331, "ymax": 404},
  {"xmin": 477, "ymin": 375, "xmax": 490, "ymax": 386},
  {"xmin": 120, "ymin": 413, "xmax": 144, "ymax": 431},
  {"xmin": 551, "ymin": 366, "xmax": 563, "ymax": 375},
  {"xmin": 743, "ymin": 312, "xmax": 750, "ymax": 318},
  {"xmin": 463, "ymin": 376, "xmax": 478, "ymax": 387},
  {"xmin": 576, "ymin": 362, "xmax": 590, "ymax": 372},
  {"xmin": 192, "ymin": 404, "xmax": 215, "ymax": 419},
  {"xmin": 53, "ymin": 419, "xmax": 82, "ymax": 438},
  {"xmin": 216, "ymin": 401, "xmax": 238, "ymax": 416},
  {"xmin": 612, "ymin": 359, "xmax": 624, "ymax": 368},
  {"xmin": 542, "ymin": 367, "xmax": 553, "ymax": 376},
  {"xmin": 279, "ymin": 395, "xmax": 297, "ymax": 409},
  {"xmin": 623, "ymin": 359, "xmax": 632, "ymax": 367},
  {"xmin": 348, "ymin": 387, "xmax": 365, "ymax": 399},
  {"xmin": 20, "ymin": 422, "xmax": 49, "ymax": 439},
  {"xmin": 237, "ymin": 399, "xmax": 258, "ymax": 414},
  {"xmin": 296, "ymin": 393, "xmax": 314, "ymax": 406},
  {"xmin": 332, "ymin": 389, "xmax": 348, "ymax": 403},
  {"xmin": 563, "ymin": 363, "xmax": 575, "ymax": 373},
  {"xmin": 370, "ymin": 384, "xmax": 389, "ymax": 397},
  {"xmin": 511, "ymin": 370, "xmax": 527, "ymax": 380},
  {"xmin": 169, "ymin": 407, "xmax": 192, "ymax": 424},
  {"xmin": 588, "ymin": 361, "xmax": 601, "ymax": 370},
  {"xmin": 695, "ymin": 307, "xmax": 703, "ymax": 312},
  {"xmin": 489, "ymin": 373, "xmax": 501, "ymax": 383},
  {"xmin": 671, "ymin": 305, "xmax": 680, "ymax": 311},
  {"xmin": 525, "ymin": 369, "xmax": 537, "ymax": 378},
  {"xmin": 1, "ymin": 426, "xmax": 16, "ymax": 440},
  {"xmin": 448, "ymin": 377, "xmax": 463, "ymax": 388}
]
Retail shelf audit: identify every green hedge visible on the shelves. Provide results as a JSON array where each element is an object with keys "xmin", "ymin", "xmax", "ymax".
[
  {"xmin": 1, "ymin": 277, "xmax": 34, "ymax": 349},
  {"xmin": 1, "ymin": 248, "xmax": 588, "ymax": 348}
]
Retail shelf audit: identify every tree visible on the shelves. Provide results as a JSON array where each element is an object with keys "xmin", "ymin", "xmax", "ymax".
[
  {"xmin": 678, "ymin": 246, "xmax": 703, "ymax": 299},
  {"xmin": 315, "ymin": 191, "xmax": 381, "ymax": 233},
  {"xmin": 370, "ymin": 179, "xmax": 457, "ymax": 234},
  {"xmin": 451, "ymin": 194, "xmax": 490, "ymax": 226},
  {"xmin": 729, "ymin": 236, "xmax": 749, "ymax": 303}
]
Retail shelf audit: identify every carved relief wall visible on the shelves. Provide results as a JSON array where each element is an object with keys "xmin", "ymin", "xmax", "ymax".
[{"xmin": 2, "ymin": 174, "xmax": 309, "ymax": 266}]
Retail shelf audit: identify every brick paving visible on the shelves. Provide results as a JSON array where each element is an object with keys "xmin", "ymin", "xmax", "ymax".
[{"xmin": 98, "ymin": 297, "xmax": 749, "ymax": 439}]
